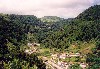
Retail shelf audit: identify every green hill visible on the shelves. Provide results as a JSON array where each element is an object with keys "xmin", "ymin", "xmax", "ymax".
[
  {"xmin": 76, "ymin": 5, "xmax": 100, "ymax": 21},
  {"xmin": 41, "ymin": 5, "xmax": 100, "ymax": 49},
  {"xmin": 41, "ymin": 16, "xmax": 64, "ymax": 22}
]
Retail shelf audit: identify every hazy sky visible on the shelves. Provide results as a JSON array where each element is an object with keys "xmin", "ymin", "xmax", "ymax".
[{"xmin": 0, "ymin": 0, "xmax": 100, "ymax": 18}]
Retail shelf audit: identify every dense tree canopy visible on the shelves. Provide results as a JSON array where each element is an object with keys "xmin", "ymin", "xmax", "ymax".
[{"xmin": 0, "ymin": 14, "xmax": 46, "ymax": 69}]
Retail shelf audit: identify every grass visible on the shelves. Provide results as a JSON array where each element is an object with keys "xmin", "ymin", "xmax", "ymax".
[
  {"xmin": 67, "ymin": 41, "xmax": 96, "ymax": 55},
  {"xmin": 79, "ymin": 42, "xmax": 96, "ymax": 54},
  {"xmin": 39, "ymin": 48, "xmax": 51, "ymax": 57},
  {"xmin": 39, "ymin": 48, "xmax": 51, "ymax": 53}
]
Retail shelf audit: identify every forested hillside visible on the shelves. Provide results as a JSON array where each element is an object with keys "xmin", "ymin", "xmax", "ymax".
[
  {"xmin": 41, "ymin": 16, "xmax": 64, "ymax": 22},
  {"xmin": 0, "ymin": 14, "xmax": 46, "ymax": 69},
  {"xmin": 40, "ymin": 5, "xmax": 100, "ymax": 49},
  {"xmin": 39, "ymin": 5, "xmax": 100, "ymax": 68},
  {"xmin": 76, "ymin": 5, "xmax": 100, "ymax": 21}
]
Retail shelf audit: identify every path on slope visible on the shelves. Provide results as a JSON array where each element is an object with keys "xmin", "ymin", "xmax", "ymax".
[{"xmin": 42, "ymin": 57, "xmax": 63, "ymax": 69}]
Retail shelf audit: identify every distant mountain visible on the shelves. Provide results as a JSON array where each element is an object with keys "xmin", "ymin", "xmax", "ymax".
[
  {"xmin": 76, "ymin": 5, "xmax": 100, "ymax": 21},
  {"xmin": 67, "ymin": 18, "xmax": 74, "ymax": 21},
  {"xmin": 40, "ymin": 16, "xmax": 64, "ymax": 22}
]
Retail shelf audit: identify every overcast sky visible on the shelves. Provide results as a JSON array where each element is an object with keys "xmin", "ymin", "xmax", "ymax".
[{"xmin": 0, "ymin": 0, "xmax": 100, "ymax": 18}]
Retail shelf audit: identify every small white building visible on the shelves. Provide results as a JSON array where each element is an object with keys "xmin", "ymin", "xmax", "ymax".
[
  {"xmin": 34, "ymin": 43, "xmax": 40, "ymax": 46},
  {"xmin": 65, "ymin": 65, "xmax": 69, "ymax": 69},
  {"xmin": 58, "ymin": 61, "xmax": 62, "ymax": 66},
  {"xmin": 58, "ymin": 61, "xmax": 69, "ymax": 69},
  {"xmin": 80, "ymin": 63, "xmax": 87, "ymax": 69},
  {"xmin": 25, "ymin": 42, "xmax": 40, "ymax": 55},
  {"xmin": 51, "ymin": 54, "xmax": 58, "ymax": 59},
  {"xmin": 76, "ymin": 53, "xmax": 80, "ymax": 56},
  {"xmin": 25, "ymin": 49, "xmax": 30, "ymax": 53},
  {"xmin": 59, "ymin": 53, "xmax": 66, "ymax": 59},
  {"xmin": 25, "ymin": 49, "xmax": 33, "ymax": 54},
  {"xmin": 27, "ymin": 43, "xmax": 40, "ymax": 47},
  {"xmin": 27, "ymin": 43, "xmax": 33, "ymax": 46},
  {"xmin": 69, "ymin": 53, "xmax": 80, "ymax": 57}
]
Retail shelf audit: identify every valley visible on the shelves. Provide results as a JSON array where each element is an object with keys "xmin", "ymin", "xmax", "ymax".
[{"xmin": 0, "ymin": 5, "xmax": 100, "ymax": 69}]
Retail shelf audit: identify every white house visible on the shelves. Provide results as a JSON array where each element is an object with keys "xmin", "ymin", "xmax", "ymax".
[
  {"xmin": 76, "ymin": 53, "xmax": 80, "ymax": 56},
  {"xmin": 27, "ymin": 43, "xmax": 33, "ymax": 46},
  {"xmin": 25, "ymin": 49, "xmax": 33, "ymax": 54},
  {"xmin": 80, "ymin": 63, "xmax": 87, "ymax": 69},
  {"xmin": 58, "ymin": 61, "xmax": 62, "ymax": 66},
  {"xmin": 34, "ymin": 43, "xmax": 40, "ymax": 46},
  {"xmin": 51, "ymin": 54, "xmax": 58, "ymax": 59},
  {"xmin": 69, "ymin": 53, "xmax": 80, "ymax": 57},
  {"xmin": 59, "ymin": 53, "xmax": 66, "ymax": 59},
  {"xmin": 25, "ymin": 49, "xmax": 30, "ymax": 53},
  {"xmin": 27, "ymin": 43, "xmax": 40, "ymax": 47}
]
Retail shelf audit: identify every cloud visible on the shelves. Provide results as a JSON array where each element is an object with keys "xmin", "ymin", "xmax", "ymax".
[{"xmin": 0, "ymin": 0, "xmax": 99, "ymax": 18}]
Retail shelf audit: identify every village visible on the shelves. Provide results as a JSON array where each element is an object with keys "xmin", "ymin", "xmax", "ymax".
[
  {"xmin": 24, "ymin": 42, "xmax": 88, "ymax": 69},
  {"xmin": 48, "ymin": 52, "xmax": 88, "ymax": 69}
]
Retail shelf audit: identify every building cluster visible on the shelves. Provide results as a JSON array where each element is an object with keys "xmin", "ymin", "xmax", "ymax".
[
  {"xmin": 51, "ymin": 52, "xmax": 80, "ymax": 60},
  {"xmin": 57, "ymin": 61, "xmax": 87, "ymax": 69},
  {"xmin": 25, "ymin": 42, "xmax": 40, "ymax": 54},
  {"xmin": 51, "ymin": 52, "xmax": 88, "ymax": 69},
  {"xmin": 57, "ymin": 61, "xmax": 69, "ymax": 69}
]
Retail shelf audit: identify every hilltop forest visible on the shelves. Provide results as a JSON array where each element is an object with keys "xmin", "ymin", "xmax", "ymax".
[{"xmin": 0, "ymin": 5, "xmax": 100, "ymax": 69}]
